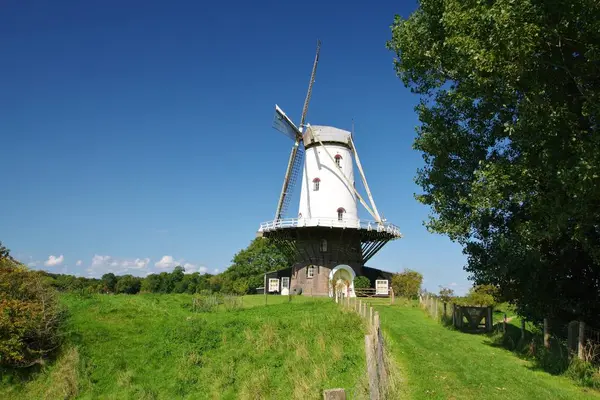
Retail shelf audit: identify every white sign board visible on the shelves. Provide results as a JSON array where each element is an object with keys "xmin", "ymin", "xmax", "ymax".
[{"xmin": 375, "ymin": 280, "xmax": 389, "ymax": 295}]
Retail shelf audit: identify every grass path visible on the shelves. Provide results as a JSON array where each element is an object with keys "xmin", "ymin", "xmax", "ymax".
[{"xmin": 370, "ymin": 302, "xmax": 599, "ymax": 400}]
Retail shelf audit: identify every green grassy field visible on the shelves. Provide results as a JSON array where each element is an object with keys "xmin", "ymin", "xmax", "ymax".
[
  {"xmin": 1, "ymin": 294, "xmax": 367, "ymax": 400},
  {"xmin": 366, "ymin": 300, "xmax": 600, "ymax": 400}
]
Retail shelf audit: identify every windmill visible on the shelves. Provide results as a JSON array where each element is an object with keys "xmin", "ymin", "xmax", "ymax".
[{"xmin": 259, "ymin": 41, "xmax": 402, "ymax": 298}]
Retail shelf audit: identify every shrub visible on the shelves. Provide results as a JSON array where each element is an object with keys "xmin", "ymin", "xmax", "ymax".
[
  {"xmin": 353, "ymin": 276, "xmax": 371, "ymax": 289},
  {"xmin": 0, "ymin": 259, "xmax": 66, "ymax": 367},
  {"xmin": 391, "ymin": 269, "xmax": 423, "ymax": 299}
]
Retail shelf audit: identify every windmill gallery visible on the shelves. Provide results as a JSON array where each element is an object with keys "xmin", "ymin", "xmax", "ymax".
[{"xmin": 257, "ymin": 41, "xmax": 402, "ymax": 298}]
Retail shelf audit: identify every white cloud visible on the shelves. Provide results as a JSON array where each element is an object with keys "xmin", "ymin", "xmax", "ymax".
[
  {"xmin": 88, "ymin": 254, "xmax": 150, "ymax": 277},
  {"xmin": 155, "ymin": 255, "xmax": 180, "ymax": 269},
  {"xmin": 122, "ymin": 258, "xmax": 150, "ymax": 269},
  {"xmin": 449, "ymin": 282, "xmax": 458, "ymax": 287},
  {"xmin": 76, "ymin": 260, "xmax": 82, "ymax": 266},
  {"xmin": 44, "ymin": 255, "xmax": 64, "ymax": 267},
  {"xmin": 213, "ymin": 268, "xmax": 219, "ymax": 274},
  {"xmin": 92, "ymin": 255, "xmax": 111, "ymax": 266},
  {"xmin": 27, "ymin": 261, "xmax": 39, "ymax": 267},
  {"xmin": 182, "ymin": 263, "xmax": 209, "ymax": 275}
]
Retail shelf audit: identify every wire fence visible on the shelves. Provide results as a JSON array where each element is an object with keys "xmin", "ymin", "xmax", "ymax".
[
  {"xmin": 418, "ymin": 294, "xmax": 600, "ymax": 366},
  {"xmin": 326, "ymin": 294, "xmax": 394, "ymax": 400}
]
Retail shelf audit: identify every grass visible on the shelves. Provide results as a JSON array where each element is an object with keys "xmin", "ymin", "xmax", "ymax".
[
  {"xmin": 365, "ymin": 300, "xmax": 600, "ymax": 400},
  {"xmin": 1, "ymin": 294, "xmax": 367, "ymax": 400}
]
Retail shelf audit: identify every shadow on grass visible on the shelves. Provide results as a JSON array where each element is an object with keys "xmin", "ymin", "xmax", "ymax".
[{"xmin": 485, "ymin": 322, "xmax": 572, "ymax": 376}]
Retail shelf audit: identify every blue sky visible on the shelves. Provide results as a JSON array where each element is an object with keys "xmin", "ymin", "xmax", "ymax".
[{"xmin": 0, "ymin": 0, "xmax": 471, "ymax": 294}]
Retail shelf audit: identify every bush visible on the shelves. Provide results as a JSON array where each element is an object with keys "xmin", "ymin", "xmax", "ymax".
[
  {"xmin": 391, "ymin": 269, "xmax": 423, "ymax": 299},
  {"xmin": 0, "ymin": 259, "xmax": 66, "ymax": 367},
  {"xmin": 353, "ymin": 276, "xmax": 371, "ymax": 289}
]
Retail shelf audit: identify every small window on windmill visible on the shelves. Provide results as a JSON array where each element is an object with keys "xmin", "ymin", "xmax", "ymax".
[
  {"xmin": 334, "ymin": 154, "xmax": 342, "ymax": 167},
  {"xmin": 337, "ymin": 207, "xmax": 346, "ymax": 221},
  {"xmin": 268, "ymin": 278, "xmax": 279, "ymax": 292},
  {"xmin": 307, "ymin": 265, "xmax": 315, "ymax": 279},
  {"xmin": 313, "ymin": 177, "xmax": 320, "ymax": 191},
  {"xmin": 320, "ymin": 239, "xmax": 327, "ymax": 252}
]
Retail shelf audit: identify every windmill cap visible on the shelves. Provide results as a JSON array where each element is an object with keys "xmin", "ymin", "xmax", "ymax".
[{"xmin": 304, "ymin": 125, "xmax": 351, "ymax": 147}]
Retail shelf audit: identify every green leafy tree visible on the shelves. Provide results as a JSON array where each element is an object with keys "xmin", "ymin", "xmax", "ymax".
[
  {"xmin": 221, "ymin": 238, "xmax": 293, "ymax": 294},
  {"xmin": 353, "ymin": 276, "xmax": 371, "ymax": 289},
  {"xmin": 391, "ymin": 269, "xmax": 423, "ymax": 299},
  {"xmin": 115, "ymin": 275, "xmax": 142, "ymax": 294},
  {"xmin": 387, "ymin": 0, "xmax": 600, "ymax": 323},
  {"xmin": 463, "ymin": 284, "xmax": 499, "ymax": 307},
  {"xmin": 101, "ymin": 273, "xmax": 118, "ymax": 293},
  {"xmin": 438, "ymin": 286, "xmax": 455, "ymax": 303},
  {"xmin": 141, "ymin": 274, "xmax": 162, "ymax": 293}
]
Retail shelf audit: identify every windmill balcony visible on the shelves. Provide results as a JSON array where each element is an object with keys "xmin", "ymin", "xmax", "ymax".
[{"xmin": 258, "ymin": 217, "xmax": 402, "ymax": 238}]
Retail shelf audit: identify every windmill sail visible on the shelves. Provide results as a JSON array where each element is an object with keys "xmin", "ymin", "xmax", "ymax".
[
  {"xmin": 275, "ymin": 141, "xmax": 304, "ymax": 220},
  {"xmin": 272, "ymin": 105, "xmax": 301, "ymax": 141}
]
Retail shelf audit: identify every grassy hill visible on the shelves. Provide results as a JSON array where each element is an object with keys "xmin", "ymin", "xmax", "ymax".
[
  {"xmin": 1, "ymin": 294, "xmax": 367, "ymax": 400},
  {"xmin": 368, "ymin": 300, "xmax": 600, "ymax": 400}
]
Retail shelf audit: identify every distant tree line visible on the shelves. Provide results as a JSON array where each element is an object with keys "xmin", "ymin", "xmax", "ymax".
[{"xmin": 23, "ymin": 238, "xmax": 294, "ymax": 296}]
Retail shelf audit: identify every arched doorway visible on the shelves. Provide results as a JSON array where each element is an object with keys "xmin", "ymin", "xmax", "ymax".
[{"xmin": 328, "ymin": 264, "xmax": 356, "ymax": 299}]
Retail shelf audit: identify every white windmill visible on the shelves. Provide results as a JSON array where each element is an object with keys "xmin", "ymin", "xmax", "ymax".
[{"xmin": 258, "ymin": 41, "xmax": 402, "ymax": 298}]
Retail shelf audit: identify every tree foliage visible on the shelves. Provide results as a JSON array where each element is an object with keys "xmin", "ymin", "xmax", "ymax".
[
  {"xmin": 438, "ymin": 286, "xmax": 455, "ymax": 303},
  {"xmin": 0, "ymin": 241, "xmax": 9, "ymax": 260},
  {"xmin": 0, "ymin": 258, "xmax": 66, "ymax": 367},
  {"xmin": 388, "ymin": 0, "xmax": 600, "ymax": 323},
  {"xmin": 221, "ymin": 238, "xmax": 293, "ymax": 294},
  {"xmin": 353, "ymin": 276, "xmax": 371, "ymax": 289},
  {"xmin": 115, "ymin": 275, "xmax": 142, "ymax": 294},
  {"xmin": 391, "ymin": 269, "xmax": 423, "ymax": 299},
  {"xmin": 461, "ymin": 284, "xmax": 499, "ymax": 307}
]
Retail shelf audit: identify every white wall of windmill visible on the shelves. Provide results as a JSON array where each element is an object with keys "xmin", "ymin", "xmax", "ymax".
[{"xmin": 297, "ymin": 140, "xmax": 358, "ymax": 226}]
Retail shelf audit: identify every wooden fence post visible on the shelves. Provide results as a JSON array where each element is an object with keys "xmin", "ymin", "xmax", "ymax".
[
  {"xmin": 369, "ymin": 306, "xmax": 374, "ymax": 329},
  {"xmin": 503, "ymin": 313, "xmax": 507, "ymax": 334},
  {"xmin": 578, "ymin": 321, "xmax": 586, "ymax": 360},
  {"xmin": 521, "ymin": 319, "xmax": 526, "ymax": 341},
  {"xmin": 544, "ymin": 318, "xmax": 550, "ymax": 349},
  {"xmin": 434, "ymin": 299, "xmax": 438, "ymax": 320},
  {"xmin": 452, "ymin": 304, "xmax": 456, "ymax": 327},
  {"xmin": 364, "ymin": 335, "xmax": 379, "ymax": 400},
  {"xmin": 323, "ymin": 388, "xmax": 346, "ymax": 400},
  {"xmin": 264, "ymin": 274, "xmax": 267, "ymax": 306}
]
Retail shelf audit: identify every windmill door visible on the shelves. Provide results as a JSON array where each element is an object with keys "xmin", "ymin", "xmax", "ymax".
[{"xmin": 281, "ymin": 277, "xmax": 290, "ymax": 296}]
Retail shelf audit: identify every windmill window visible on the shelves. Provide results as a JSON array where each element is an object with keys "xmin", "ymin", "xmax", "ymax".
[
  {"xmin": 320, "ymin": 239, "xmax": 327, "ymax": 252},
  {"xmin": 312, "ymin": 178, "xmax": 320, "ymax": 191},
  {"xmin": 307, "ymin": 266, "xmax": 315, "ymax": 279},
  {"xmin": 268, "ymin": 278, "xmax": 279, "ymax": 292},
  {"xmin": 337, "ymin": 207, "xmax": 346, "ymax": 221},
  {"xmin": 334, "ymin": 154, "xmax": 342, "ymax": 167}
]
